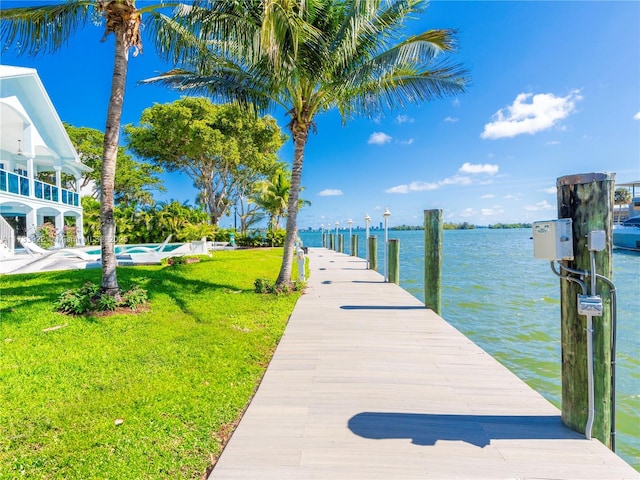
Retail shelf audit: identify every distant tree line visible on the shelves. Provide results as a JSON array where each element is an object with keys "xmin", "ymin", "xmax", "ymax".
[{"xmin": 392, "ymin": 222, "xmax": 532, "ymax": 231}]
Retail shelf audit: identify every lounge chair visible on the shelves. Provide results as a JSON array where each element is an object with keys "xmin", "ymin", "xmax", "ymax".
[
  {"xmin": 17, "ymin": 237, "xmax": 97, "ymax": 261},
  {"xmin": 124, "ymin": 235, "xmax": 179, "ymax": 264},
  {"xmin": 190, "ymin": 237, "xmax": 209, "ymax": 255}
]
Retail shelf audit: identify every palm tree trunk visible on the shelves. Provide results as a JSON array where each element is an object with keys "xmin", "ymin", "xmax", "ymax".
[
  {"xmin": 100, "ymin": 30, "xmax": 129, "ymax": 297},
  {"xmin": 276, "ymin": 125, "xmax": 308, "ymax": 287}
]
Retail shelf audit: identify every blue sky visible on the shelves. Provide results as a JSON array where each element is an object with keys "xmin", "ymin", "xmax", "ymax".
[{"xmin": 2, "ymin": 1, "xmax": 639, "ymax": 229}]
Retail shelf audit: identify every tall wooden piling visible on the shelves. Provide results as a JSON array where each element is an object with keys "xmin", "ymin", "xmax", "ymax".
[
  {"xmin": 557, "ymin": 172, "xmax": 614, "ymax": 447},
  {"xmin": 351, "ymin": 234, "xmax": 358, "ymax": 257},
  {"xmin": 338, "ymin": 234, "xmax": 344, "ymax": 253},
  {"xmin": 424, "ymin": 209, "xmax": 443, "ymax": 314},
  {"xmin": 322, "ymin": 233, "xmax": 326, "ymax": 248},
  {"xmin": 388, "ymin": 239, "xmax": 400, "ymax": 284},
  {"xmin": 368, "ymin": 236, "xmax": 378, "ymax": 271},
  {"xmin": 329, "ymin": 234, "xmax": 334, "ymax": 250}
]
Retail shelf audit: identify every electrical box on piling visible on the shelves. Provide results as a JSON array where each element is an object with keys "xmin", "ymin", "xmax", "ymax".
[{"xmin": 532, "ymin": 219, "xmax": 574, "ymax": 261}]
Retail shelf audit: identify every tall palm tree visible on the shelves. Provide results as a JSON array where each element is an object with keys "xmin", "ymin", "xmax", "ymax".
[
  {"xmin": 144, "ymin": 0, "xmax": 468, "ymax": 287},
  {"xmin": 1, "ymin": 0, "xmax": 199, "ymax": 296}
]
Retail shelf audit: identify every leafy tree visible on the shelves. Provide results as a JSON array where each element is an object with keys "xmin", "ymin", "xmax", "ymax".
[
  {"xmin": 614, "ymin": 188, "xmax": 631, "ymax": 206},
  {"xmin": 148, "ymin": 0, "xmax": 467, "ymax": 287},
  {"xmin": 252, "ymin": 169, "xmax": 310, "ymax": 231},
  {"xmin": 1, "ymin": 0, "xmax": 201, "ymax": 296},
  {"xmin": 125, "ymin": 98, "xmax": 286, "ymax": 225},
  {"xmin": 64, "ymin": 123, "xmax": 165, "ymax": 206}
]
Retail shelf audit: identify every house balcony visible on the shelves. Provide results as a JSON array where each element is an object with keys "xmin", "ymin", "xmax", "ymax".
[{"xmin": 0, "ymin": 167, "xmax": 80, "ymax": 207}]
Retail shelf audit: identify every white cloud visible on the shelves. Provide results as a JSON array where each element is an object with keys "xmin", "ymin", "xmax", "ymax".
[
  {"xmin": 481, "ymin": 90, "xmax": 582, "ymax": 139},
  {"xmin": 386, "ymin": 163, "xmax": 497, "ymax": 194},
  {"xmin": 368, "ymin": 132, "xmax": 392, "ymax": 145},
  {"xmin": 444, "ymin": 116, "xmax": 459, "ymax": 123},
  {"xmin": 396, "ymin": 114, "xmax": 414, "ymax": 124},
  {"xmin": 546, "ymin": 140, "xmax": 560, "ymax": 145},
  {"xmin": 459, "ymin": 208, "xmax": 476, "ymax": 218},
  {"xmin": 542, "ymin": 187, "xmax": 556, "ymax": 194},
  {"xmin": 458, "ymin": 162, "xmax": 499, "ymax": 175},
  {"xmin": 634, "ymin": 112, "xmax": 640, "ymax": 120},
  {"xmin": 481, "ymin": 207, "xmax": 504, "ymax": 216},
  {"xmin": 524, "ymin": 200, "xmax": 555, "ymax": 211},
  {"xmin": 318, "ymin": 189, "xmax": 343, "ymax": 196},
  {"xmin": 399, "ymin": 138, "xmax": 414, "ymax": 145},
  {"xmin": 481, "ymin": 194, "xmax": 495, "ymax": 199},
  {"xmin": 452, "ymin": 98, "xmax": 460, "ymax": 108}
]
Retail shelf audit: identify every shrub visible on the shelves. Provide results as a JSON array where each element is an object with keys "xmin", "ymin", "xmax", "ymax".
[
  {"xmin": 63, "ymin": 225, "xmax": 77, "ymax": 247},
  {"xmin": 254, "ymin": 278, "xmax": 305, "ymax": 295},
  {"xmin": 56, "ymin": 282, "xmax": 148, "ymax": 315},
  {"xmin": 235, "ymin": 231, "xmax": 264, "ymax": 247},
  {"xmin": 122, "ymin": 286, "xmax": 148, "ymax": 310},
  {"xmin": 35, "ymin": 222, "xmax": 57, "ymax": 249},
  {"xmin": 254, "ymin": 278, "xmax": 274, "ymax": 294},
  {"xmin": 265, "ymin": 228, "xmax": 286, "ymax": 247}
]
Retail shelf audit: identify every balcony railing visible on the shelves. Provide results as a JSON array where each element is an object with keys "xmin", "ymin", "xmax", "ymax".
[{"xmin": 0, "ymin": 169, "xmax": 79, "ymax": 207}]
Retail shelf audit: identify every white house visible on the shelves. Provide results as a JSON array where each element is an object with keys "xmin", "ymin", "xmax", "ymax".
[{"xmin": 0, "ymin": 65, "xmax": 91, "ymax": 255}]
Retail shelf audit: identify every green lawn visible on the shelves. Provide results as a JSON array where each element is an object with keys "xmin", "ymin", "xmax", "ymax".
[{"xmin": 0, "ymin": 248, "xmax": 300, "ymax": 479}]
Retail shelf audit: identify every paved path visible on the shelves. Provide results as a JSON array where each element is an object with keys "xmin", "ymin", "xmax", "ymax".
[{"xmin": 210, "ymin": 248, "xmax": 638, "ymax": 479}]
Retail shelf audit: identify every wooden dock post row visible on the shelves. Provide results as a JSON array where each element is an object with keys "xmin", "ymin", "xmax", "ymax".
[
  {"xmin": 368, "ymin": 235, "xmax": 377, "ymax": 271},
  {"xmin": 387, "ymin": 239, "xmax": 399, "ymax": 284},
  {"xmin": 338, "ymin": 234, "xmax": 344, "ymax": 253},
  {"xmin": 351, "ymin": 234, "xmax": 358, "ymax": 257},
  {"xmin": 557, "ymin": 172, "xmax": 614, "ymax": 448},
  {"xmin": 424, "ymin": 209, "xmax": 443, "ymax": 315}
]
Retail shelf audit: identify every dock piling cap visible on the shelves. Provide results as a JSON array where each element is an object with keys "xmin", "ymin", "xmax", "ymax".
[{"xmin": 557, "ymin": 172, "xmax": 615, "ymax": 187}]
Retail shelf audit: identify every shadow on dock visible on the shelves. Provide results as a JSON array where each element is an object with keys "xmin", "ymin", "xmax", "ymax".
[
  {"xmin": 341, "ymin": 305, "xmax": 425, "ymax": 310},
  {"xmin": 348, "ymin": 412, "xmax": 582, "ymax": 448}
]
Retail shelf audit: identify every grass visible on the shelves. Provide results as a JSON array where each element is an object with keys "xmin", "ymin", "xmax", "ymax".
[{"xmin": 0, "ymin": 248, "xmax": 301, "ymax": 479}]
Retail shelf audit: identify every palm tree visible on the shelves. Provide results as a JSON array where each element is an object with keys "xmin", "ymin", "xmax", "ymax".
[
  {"xmin": 253, "ymin": 169, "xmax": 310, "ymax": 231},
  {"xmin": 614, "ymin": 187, "xmax": 632, "ymax": 223},
  {"xmin": 1, "ymin": 0, "xmax": 199, "ymax": 296},
  {"xmin": 145, "ymin": 0, "xmax": 468, "ymax": 287}
]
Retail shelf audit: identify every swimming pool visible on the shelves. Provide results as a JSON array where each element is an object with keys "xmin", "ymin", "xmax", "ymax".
[{"xmin": 84, "ymin": 243, "xmax": 183, "ymax": 255}]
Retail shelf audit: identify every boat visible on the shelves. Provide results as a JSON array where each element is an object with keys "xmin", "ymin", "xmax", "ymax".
[{"xmin": 613, "ymin": 181, "xmax": 640, "ymax": 252}]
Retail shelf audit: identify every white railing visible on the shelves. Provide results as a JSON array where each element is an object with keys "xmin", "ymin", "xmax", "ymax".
[{"xmin": 0, "ymin": 215, "xmax": 15, "ymax": 257}]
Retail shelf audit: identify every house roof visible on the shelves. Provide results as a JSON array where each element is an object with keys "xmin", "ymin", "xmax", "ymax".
[{"xmin": 0, "ymin": 65, "xmax": 91, "ymax": 175}]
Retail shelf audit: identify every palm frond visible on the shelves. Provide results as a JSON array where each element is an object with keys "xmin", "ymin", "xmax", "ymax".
[
  {"xmin": 0, "ymin": 1, "xmax": 94, "ymax": 56},
  {"xmin": 338, "ymin": 59, "xmax": 468, "ymax": 122},
  {"xmin": 142, "ymin": 66, "xmax": 277, "ymax": 113}
]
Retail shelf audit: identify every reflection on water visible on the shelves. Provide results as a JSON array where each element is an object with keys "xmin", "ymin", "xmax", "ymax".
[{"xmin": 301, "ymin": 228, "xmax": 639, "ymax": 470}]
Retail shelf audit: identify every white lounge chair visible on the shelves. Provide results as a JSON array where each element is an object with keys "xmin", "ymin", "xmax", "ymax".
[
  {"xmin": 190, "ymin": 237, "xmax": 209, "ymax": 255},
  {"xmin": 18, "ymin": 237, "xmax": 97, "ymax": 261}
]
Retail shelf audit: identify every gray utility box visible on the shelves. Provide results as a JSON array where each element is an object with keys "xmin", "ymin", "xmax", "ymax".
[{"xmin": 533, "ymin": 219, "xmax": 574, "ymax": 261}]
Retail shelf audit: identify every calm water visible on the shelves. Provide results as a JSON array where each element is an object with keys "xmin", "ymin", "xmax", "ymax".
[{"xmin": 300, "ymin": 228, "xmax": 639, "ymax": 469}]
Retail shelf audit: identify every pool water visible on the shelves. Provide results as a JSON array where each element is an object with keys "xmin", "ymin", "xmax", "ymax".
[{"xmin": 85, "ymin": 243, "xmax": 182, "ymax": 255}]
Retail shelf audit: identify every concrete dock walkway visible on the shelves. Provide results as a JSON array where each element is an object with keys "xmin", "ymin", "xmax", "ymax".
[{"xmin": 210, "ymin": 248, "xmax": 638, "ymax": 479}]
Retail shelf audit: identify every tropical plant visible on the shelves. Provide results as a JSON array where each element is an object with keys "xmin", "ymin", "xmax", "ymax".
[
  {"xmin": 614, "ymin": 188, "xmax": 631, "ymax": 206},
  {"xmin": 125, "ymin": 98, "xmax": 286, "ymax": 225},
  {"xmin": 252, "ymin": 169, "xmax": 310, "ymax": 230},
  {"xmin": 146, "ymin": 0, "xmax": 468, "ymax": 287},
  {"xmin": 1, "ymin": 0, "xmax": 200, "ymax": 297}
]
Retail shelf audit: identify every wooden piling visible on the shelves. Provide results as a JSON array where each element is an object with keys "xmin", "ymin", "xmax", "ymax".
[
  {"xmin": 388, "ymin": 239, "xmax": 400, "ymax": 284},
  {"xmin": 322, "ymin": 233, "xmax": 326, "ymax": 248},
  {"xmin": 351, "ymin": 234, "xmax": 358, "ymax": 257},
  {"xmin": 329, "ymin": 234, "xmax": 334, "ymax": 250},
  {"xmin": 338, "ymin": 234, "xmax": 344, "ymax": 253},
  {"xmin": 424, "ymin": 209, "xmax": 443, "ymax": 314},
  {"xmin": 368, "ymin": 235, "xmax": 378, "ymax": 271},
  {"xmin": 557, "ymin": 172, "xmax": 614, "ymax": 447}
]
